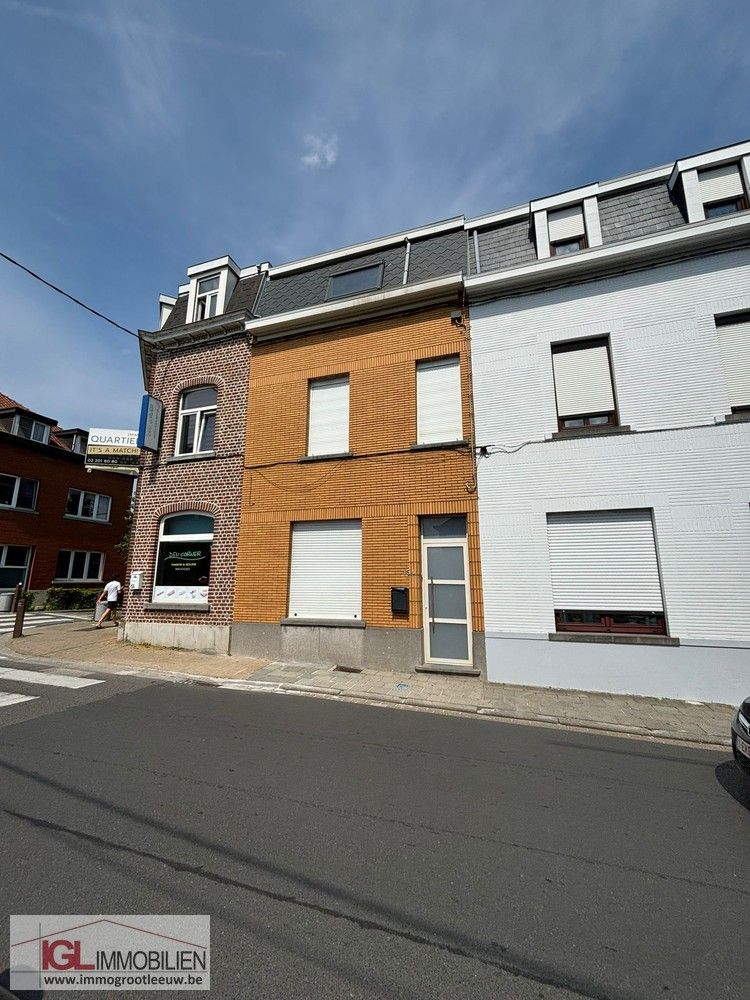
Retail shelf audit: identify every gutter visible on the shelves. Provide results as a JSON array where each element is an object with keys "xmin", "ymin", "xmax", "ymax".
[
  {"xmin": 139, "ymin": 309, "xmax": 252, "ymax": 349},
  {"xmin": 465, "ymin": 212, "xmax": 750, "ymax": 301},
  {"xmin": 246, "ymin": 273, "xmax": 464, "ymax": 340}
]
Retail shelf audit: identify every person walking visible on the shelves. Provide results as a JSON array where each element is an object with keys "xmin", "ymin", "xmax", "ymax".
[{"xmin": 95, "ymin": 577, "xmax": 122, "ymax": 628}]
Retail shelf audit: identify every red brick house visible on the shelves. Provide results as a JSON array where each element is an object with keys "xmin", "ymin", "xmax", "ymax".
[{"xmin": 0, "ymin": 392, "xmax": 133, "ymax": 603}]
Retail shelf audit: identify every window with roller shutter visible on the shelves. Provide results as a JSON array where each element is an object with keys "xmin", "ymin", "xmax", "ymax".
[
  {"xmin": 547, "ymin": 204, "xmax": 587, "ymax": 256},
  {"xmin": 546, "ymin": 510, "xmax": 667, "ymax": 635},
  {"xmin": 288, "ymin": 520, "xmax": 362, "ymax": 620},
  {"xmin": 551, "ymin": 337, "xmax": 618, "ymax": 430},
  {"xmin": 715, "ymin": 312, "xmax": 750, "ymax": 414},
  {"xmin": 307, "ymin": 376, "xmax": 350, "ymax": 457},
  {"xmin": 698, "ymin": 163, "xmax": 748, "ymax": 219},
  {"xmin": 416, "ymin": 356, "xmax": 463, "ymax": 445}
]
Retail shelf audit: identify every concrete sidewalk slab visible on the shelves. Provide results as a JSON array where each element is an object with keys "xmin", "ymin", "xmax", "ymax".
[{"xmin": 0, "ymin": 620, "xmax": 735, "ymax": 747}]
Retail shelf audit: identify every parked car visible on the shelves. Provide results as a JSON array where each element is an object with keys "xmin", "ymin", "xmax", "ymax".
[{"xmin": 731, "ymin": 697, "xmax": 750, "ymax": 776}]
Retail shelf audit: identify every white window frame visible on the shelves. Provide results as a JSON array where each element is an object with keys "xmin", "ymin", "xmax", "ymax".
[
  {"xmin": 307, "ymin": 375, "xmax": 350, "ymax": 457},
  {"xmin": 54, "ymin": 550, "xmax": 103, "ymax": 582},
  {"xmin": 0, "ymin": 544, "xmax": 32, "ymax": 588},
  {"xmin": 550, "ymin": 336, "xmax": 618, "ymax": 429},
  {"xmin": 194, "ymin": 274, "xmax": 220, "ymax": 321},
  {"xmin": 0, "ymin": 473, "xmax": 38, "ymax": 511},
  {"xmin": 175, "ymin": 387, "xmax": 217, "ymax": 456},
  {"xmin": 416, "ymin": 355, "xmax": 464, "ymax": 445},
  {"xmin": 65, "ymin": 488, "xmax": 111, "ymax": 522},
  {"xmin": 12, "ymin": 414, "xmax": 50, "ymax": 444},
  {"xmin": 153, "ymin": 513, "xmax": 214, "ymax": 605}
]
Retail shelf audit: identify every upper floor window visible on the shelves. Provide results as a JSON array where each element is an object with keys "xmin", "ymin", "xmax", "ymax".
[
  {"xmin": 194, "ymin": 275, "xmax": 220, "ymax": 321},
  {"xmin": 154, "ymin": 513, "xmax": 214, "ymax": 604},
  {"xmin": 0, "ymin": 474, "xmax": 38, "ymax": 511},
  {"xmin": 698, "ymin": 163, "xmax": 748, "ymax": 219},
  {"xmin": 715, "ymin": 311, "xmax": 750, "ymax": 415},
  {"xmin": 14, "ymin": 415, "xmax": 50, "ymax": 444},
  {"xmin": 307, "ymin": 376, "xmax": 350, "ymax": 457},
  {"xmin": 55, "ymin": 549, "xmax": 103, "ymax": 582},
  {"xmin": 326, "ymin": 263, "xmax": 384, "ymax": 301},
  {"xmin": 547, "ymin": 204, "xmax": 587, "ymax": 256},
  {"xmin": 176, "ymin": 387, "xmax": 217, "ymax": 455},
  {"xmin": 551, "ymin": 337, "xmax": 618, "ymax": 431},
  {"xmin": 66, "ymin": 488, "xmax": 111, "ymax": 521},
  {"xmin": 416, "ymin": 356, "xmax": 463, "ymax": 445}
]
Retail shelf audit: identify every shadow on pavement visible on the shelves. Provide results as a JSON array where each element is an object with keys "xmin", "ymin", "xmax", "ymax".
[
  {"xmin": 0, "ymin": 967, "xmax": 45, "ymax": 999},
  {"xmin": 715, "ymin": 759, "xmax": 750, "ymax": 811}
]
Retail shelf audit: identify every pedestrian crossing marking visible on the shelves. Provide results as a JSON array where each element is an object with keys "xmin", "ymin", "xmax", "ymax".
[
  {"xmin": 0, "ymin": 692, "xmax": 38, "ymax": 707},
  {"xmin": 0, "ymin": 667, "xmax": 103, "ymax": 689},
  {"xmin": 0, "ymin": 612, "xmax": 87, "ymax": 636}
]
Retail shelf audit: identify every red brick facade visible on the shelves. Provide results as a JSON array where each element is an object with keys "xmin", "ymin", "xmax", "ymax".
[
  {"xmin": 0, "ymin": 434, "xmax": 131, "ymax": 591},
  {"xmin": 124, "ymin": 333, "xmax": 251, "ymax": 633}
]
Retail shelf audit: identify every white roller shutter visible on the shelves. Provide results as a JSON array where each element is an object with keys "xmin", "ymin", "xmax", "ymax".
[
  {"xmin": 288, "ymin": 520, "xmax": 362, "ymax": 620},
  {"xmin": 698, "ymin": 163, "xmax": 744, "ymax": 204},
  {"xmin": 416, "ymin": 356, "xmax": 463, "ymax": 444},
  {"xmin": 716, "ymin": 319, "xmax": 750, "ymax": 408},
  {"xmin": 552, "ymin": 341, "xmax": 615, "ymax": 417},
  {"xmin": 546, "ymin": 510, "xmax": 663, "ymax": 611},
  {"xmin": 547, "ymin": 204, "xmax": 585, "ymax": 243},
  {"xmin": 307, "ymin": 376, "xmax": 349, "ymax": 456}
]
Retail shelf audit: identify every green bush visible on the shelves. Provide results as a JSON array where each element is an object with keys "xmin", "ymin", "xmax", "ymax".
[{"xmin": 45, "ymin": 587, "xmax": 101, "ymax": 611}]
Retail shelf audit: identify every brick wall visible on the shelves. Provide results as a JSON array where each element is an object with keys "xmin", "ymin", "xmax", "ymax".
[
  {"xmin": 124, "ymin": 333, "xmax": 250, "ymax": 627},
  {"xmin": 0, "ymin": 435, "xmax": 131, "ymax": 589},
  {"xmin": 234, "ymin": 305, "xmax": 484, "ymax": 633}
]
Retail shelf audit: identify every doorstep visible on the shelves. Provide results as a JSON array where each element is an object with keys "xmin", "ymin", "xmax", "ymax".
[{"xmin": 415, "ymin": 662, "xmax": 481, "ymax": 677}]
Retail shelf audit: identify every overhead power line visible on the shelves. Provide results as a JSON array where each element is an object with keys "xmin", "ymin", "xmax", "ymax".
[{"xmin": 0, "ymin": 249, "xmax": 138, "ymax": 339}]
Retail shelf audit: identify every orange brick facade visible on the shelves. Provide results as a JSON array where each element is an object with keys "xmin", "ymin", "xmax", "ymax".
[{"xmin": 234, "ymin": 304, "xmax": 484, "ymax": 661}]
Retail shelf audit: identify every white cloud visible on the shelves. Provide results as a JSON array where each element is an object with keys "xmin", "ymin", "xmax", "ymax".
[{"xmin": 301, "ymin": 134, "xmax": 339, "ymax": 169}]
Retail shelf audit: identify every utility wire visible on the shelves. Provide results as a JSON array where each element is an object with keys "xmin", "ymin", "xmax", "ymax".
[{"xmin": 0, "ymin": 250, "xmax": 138, "ymax": 339}]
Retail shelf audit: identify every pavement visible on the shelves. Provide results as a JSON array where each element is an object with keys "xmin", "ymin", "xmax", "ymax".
[
  {"xmin": 0, "ymin": 673, "xmax": 747, "ymax": 1000},
  {"xmin": 0, "ymin": 617, "xmax": 736, "ymax": 748}
]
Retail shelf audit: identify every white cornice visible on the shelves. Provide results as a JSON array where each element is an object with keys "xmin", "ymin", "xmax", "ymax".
[
  {"xmin": 159, "ymin": 294, "xmax": 177, "ymax": 306},
  {"xmin": 246, "ymin": 273, "xmax": 463, "ymax": 339},
  {"xmin": 268, "ymin": 218, "xmax": 464, "ymax": 278},
  {"xmin": 465, "ymin": 212, "xmax": 750, "ymax": 299},
  {"xmin": 186, "ymin": 255, "xmax": 240, "ymax": 278}
]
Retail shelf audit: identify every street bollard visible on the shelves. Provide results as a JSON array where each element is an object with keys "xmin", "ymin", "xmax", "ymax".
[
  {"xmin": 10, "ymin": 583, "xmax": 22, "ymax": 613},
  {"xmin": 12, "ymin": 595, "xmax": 26, "ymax": 638}
]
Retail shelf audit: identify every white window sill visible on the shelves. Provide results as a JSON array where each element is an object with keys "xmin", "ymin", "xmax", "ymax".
[
  {"xmin": 0, "ymin": 505, "xmax": 37, "ymax": 514},
  {"xmin": 63, "ymin": 514, "xmax": 110, "ymax": 524},
  {"xmin": 144, "ymin": 601, "xmax": 211, "ymax": 612},
  {"xmin": 52, "ymin": 579, "xmax": 103, "ymax": 585},
  {"xmin": 299, "ymin": 451, "xmax": 353, "ymax": 463}
]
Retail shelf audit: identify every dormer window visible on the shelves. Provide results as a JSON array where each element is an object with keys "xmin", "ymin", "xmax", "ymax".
[
  {"xmin": 531, "ymin": 188, "xmax": 602, "ymax": 260},
  {"xmin": 668, "ymin": 143, "xmax": 750, "ymax": 223},
  {"xmin": 194, "ymin": 275, "xmax": 220, "ymax": 321},
  {"xmin": 14, "ymin": 415, "xmax": 50, "ymax": 444},
  {"xmin": 698, "ymin": 164, "xmax": 747, "ymax": 219}
]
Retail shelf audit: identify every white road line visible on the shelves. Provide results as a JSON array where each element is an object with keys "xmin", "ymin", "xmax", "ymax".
[
  {"xmin": 0, "ymin": 667, "xmax": 103, "ymax": 689},
  {"xmin": 0, "ymin": 692, "xmax": 38, "ymax": 707}
]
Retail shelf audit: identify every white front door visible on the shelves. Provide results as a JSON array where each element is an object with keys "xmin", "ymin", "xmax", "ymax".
[{"xmin": 421, "ymin": 516, "xmax": 472, "ymax": 666}]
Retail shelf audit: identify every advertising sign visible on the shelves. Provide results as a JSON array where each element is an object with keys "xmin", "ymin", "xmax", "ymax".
[
  {"xmin": 10, "ymin": 914, "xmax": 210, "ymax": 992},
  {"xmin": 86, "ymin": 429, "xmax": 140, "ymax": 475},
  {"xmin": 137, "ymin": 394, "xmax": 164, "ymax": 452}
]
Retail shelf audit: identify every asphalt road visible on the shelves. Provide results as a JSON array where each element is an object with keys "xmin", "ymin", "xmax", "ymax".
[{"xmin": 0, "ymin": 657, "xmax": 747, "ymax": 1000}]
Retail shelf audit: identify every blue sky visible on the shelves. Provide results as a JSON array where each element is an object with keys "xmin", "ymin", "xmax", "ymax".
[{"xmin": 0, "ymin": 0, "xmax": 748, "ymax": 429}]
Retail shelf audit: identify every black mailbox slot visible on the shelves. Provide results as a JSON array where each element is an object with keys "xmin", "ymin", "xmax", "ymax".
[{"xmin": 391, "ymin": 586, "xmax": 409, "ymax": 615}]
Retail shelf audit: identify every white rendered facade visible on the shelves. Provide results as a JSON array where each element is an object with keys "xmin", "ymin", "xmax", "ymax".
[{"xmin": 469, "ymin": 247, "xmax": 750, "ymax": 704}]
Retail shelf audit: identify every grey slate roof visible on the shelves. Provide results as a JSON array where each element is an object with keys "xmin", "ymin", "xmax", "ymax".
[
  {"xmin": 407, "ymin": 229, "xmax": 467, "ymax": 283},
  {"xmin": 161, "ymin": 293, "xmax": 188, "ymax": 330},
  {"xmin": 598, "ymin": 182, "xmax": 685, "ymax": 244},
  {"xmin": 158, "ymin": 273, "xmax": 262, "ymax": 332},
  {"xmin": 255, "ymin": 228, "xmax": 467, "ymax": 318},
  {"xmin": 256, "ymin": 244, "xmax": 408, "ymax": 317},
  {"xmin": 472, "ymin": 218, "xmax": 535, "ymax": 275}
]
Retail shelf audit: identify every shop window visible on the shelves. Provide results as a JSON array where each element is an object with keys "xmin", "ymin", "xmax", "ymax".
[{"xmin": 153, "ymin": 513, "xmax": 214, "ymax": 604}]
